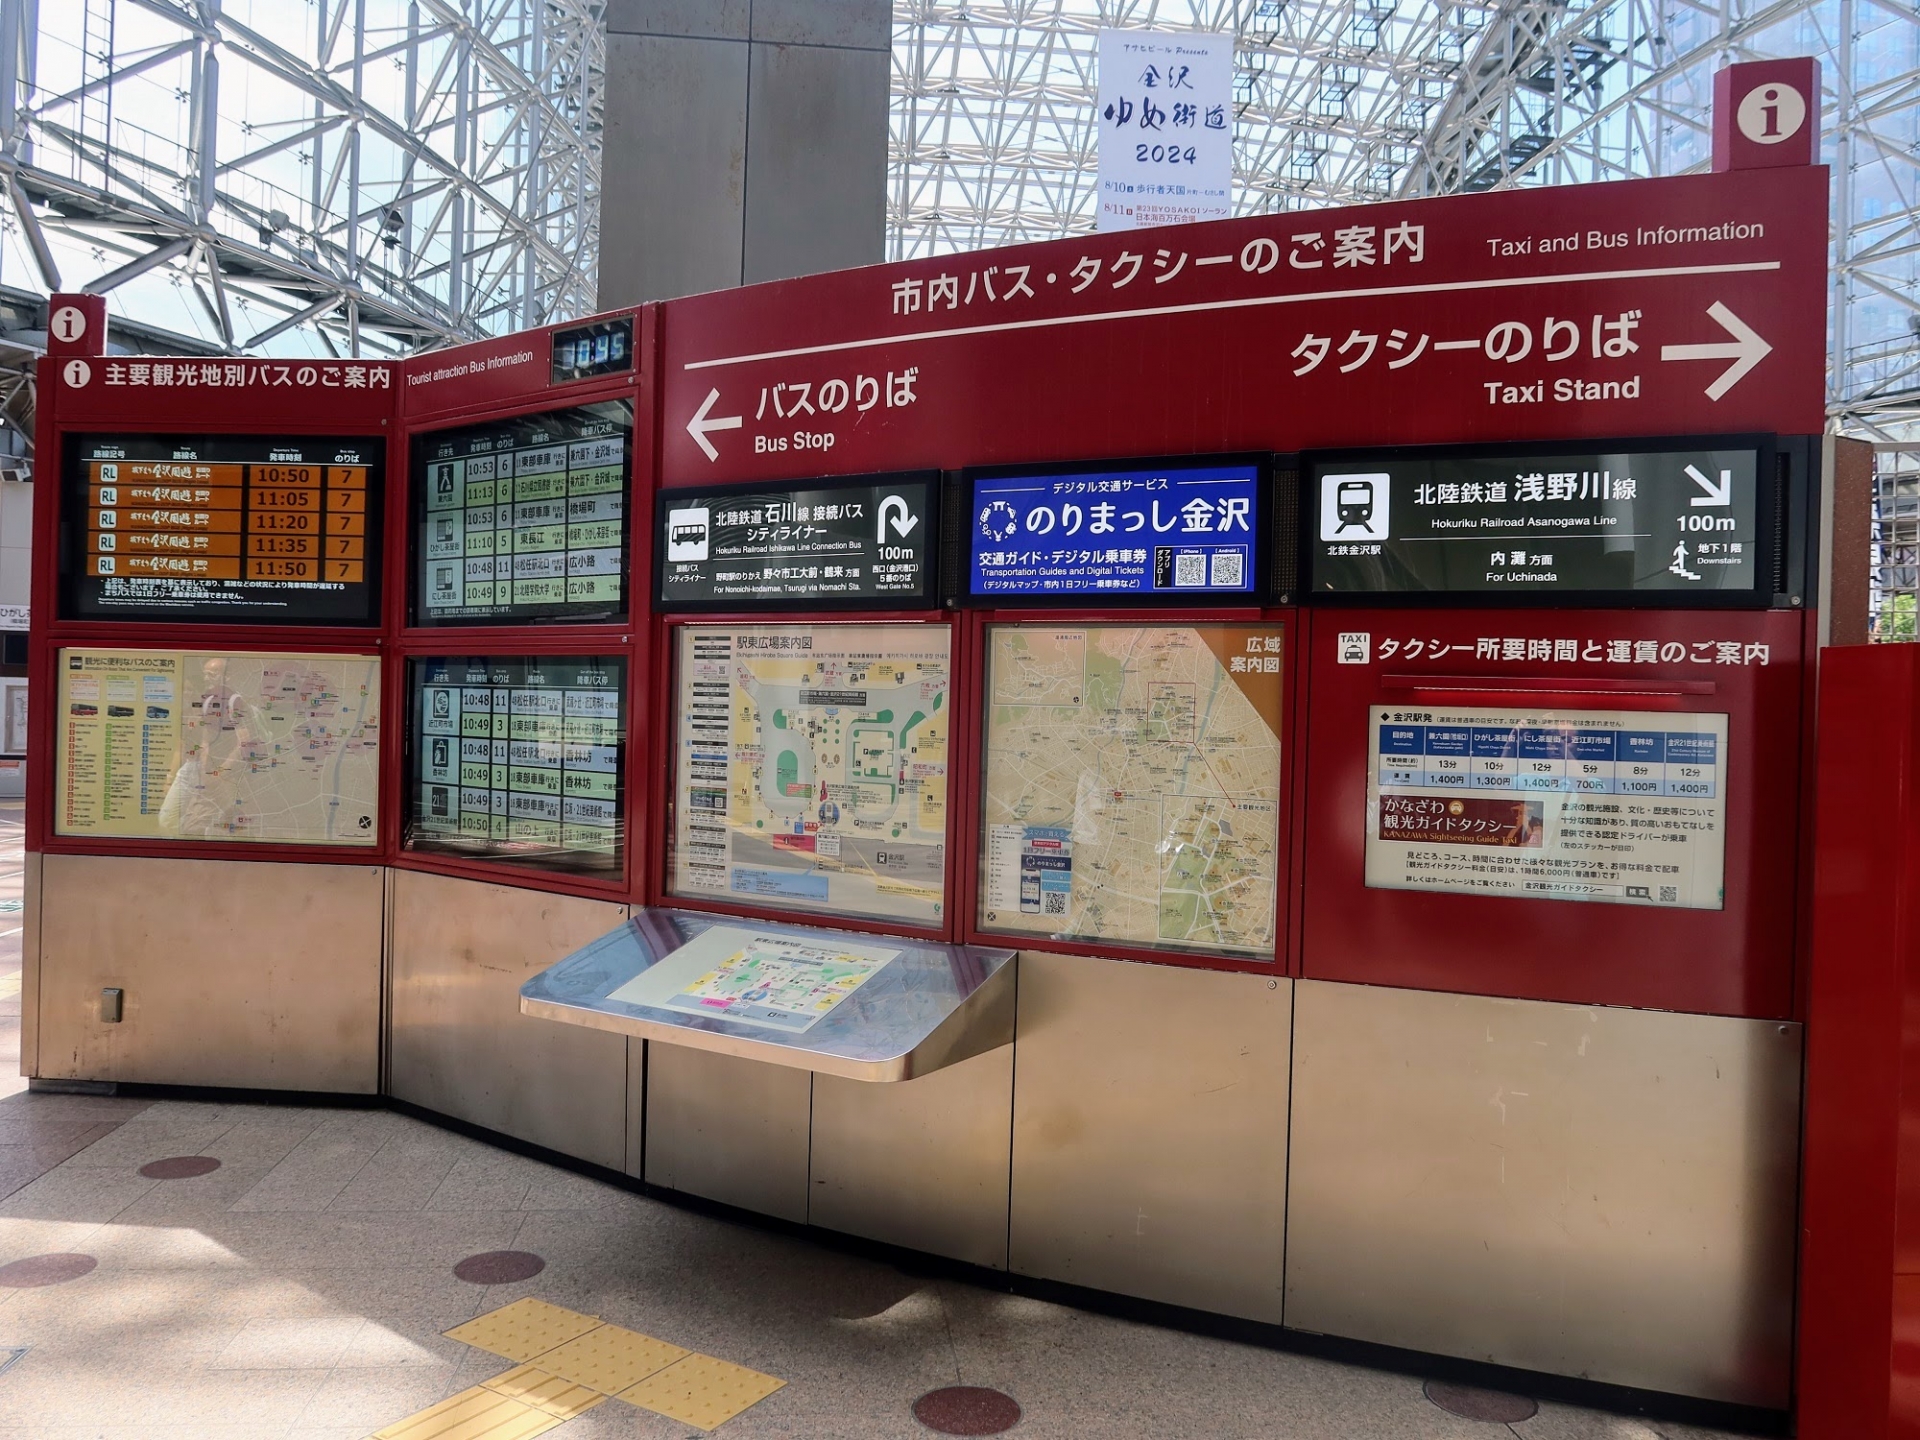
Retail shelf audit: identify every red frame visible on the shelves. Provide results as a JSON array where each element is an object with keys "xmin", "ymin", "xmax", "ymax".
[
  {"xmin": 648, "ymin": 609, "xmax": 963, "ymax": 943},
  {"xmin": 28, "ymin": 362, "xmax": 404, "ymax": 867},
  {"xmin": 955, "ymin": 604, "xmax": 1303, "ymax": 976},
  {"xmin": 388, "ymin": 309, "xmax": 654, "ymax": 903},
  {"xmin": 1296, "ymin": 606, "xmax": 1807, "ymax": 1018}
]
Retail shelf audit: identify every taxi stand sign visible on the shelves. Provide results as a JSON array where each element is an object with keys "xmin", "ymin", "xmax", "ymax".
[{"xmin": 1302, "ymin": 435, "xmax": 1797, "ymax": 607}]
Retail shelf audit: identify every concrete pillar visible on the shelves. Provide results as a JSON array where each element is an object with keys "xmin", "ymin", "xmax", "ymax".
[{"xmin": 597, "ymin": 0, "xmax": 891, "ymax": 307}]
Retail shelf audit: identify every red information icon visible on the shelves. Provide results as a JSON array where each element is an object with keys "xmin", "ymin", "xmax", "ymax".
[{"xmin": 1713, "ymin": 58, "xmax": 1819, "ymax": 171}]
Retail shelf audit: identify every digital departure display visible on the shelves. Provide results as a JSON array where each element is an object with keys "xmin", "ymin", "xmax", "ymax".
[
  {"xmin": 411, "ymin": 402, "xmax": 631, "ymax": 626},
  {"xmin": 405, "ymin": 654, "xmax": 626, "ymax": 876},
  {"xmin": 61, "ymin": 434, "xmax": 383, "ymax": 624}
]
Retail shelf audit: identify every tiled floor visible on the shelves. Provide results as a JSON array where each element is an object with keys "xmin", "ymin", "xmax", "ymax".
[{"xmin": 0, "ymin": 806, "xmax": 1755, "ymax": 1438}]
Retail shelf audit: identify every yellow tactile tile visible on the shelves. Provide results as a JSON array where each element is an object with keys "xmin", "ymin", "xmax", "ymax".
[
  {"xmin": 531, "ymin": 1323, "xmax": 689, "ymax": 1395},
  {"xmin": 619, "ymin": 1352, "xmax": 787, "ymax": 1432},
  {"xmin": 369, "ymin": 1382, "xmax": 562, "ymax": 1440},
  {"xmin": 443, "ymin": 1297, "xmax": 603, "ymax": 1364},
  {"xmin": 480, "ymin": 1364, "xmax": 608, "ymax": 1421}
]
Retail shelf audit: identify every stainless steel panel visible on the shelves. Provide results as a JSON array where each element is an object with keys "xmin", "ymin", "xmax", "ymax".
[
  {"xmin": 520, "ymin": 907, "xmax": 1015, "ymax": 1081},
  {"xmin": 18, "ymin": 849, "xmax": 39, "ymax": 1078},
  {"xmin": 624, "ymin": 1040, "xmax": 646, "ymax": 1180},
  {"xmin": 810, "ymin": 1044, "xmax": 1013, "ymax": 1268},
  {"xmin": 36, "ymin": 854, "xmax": 382, "ymax": 1091},
  {"xmin": 645, "ymin": 1043, "xmax": 811, "ymax": 1222},
  {"xmin": 1286, "ymin": 980, "xmax": 1801, "ymax": 1407},
  {"xmin": 1009, "ymin": 952, "xmax": 1291, "ymax": 1323},
  {"xmin": 388, "ymin": 869, "xmax": 629, "ymax": 1170}
]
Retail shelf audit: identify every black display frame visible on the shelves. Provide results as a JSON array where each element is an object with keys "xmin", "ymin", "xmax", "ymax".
[
  {"xmin": 1296, "ymin": 432, "xmax": 1799, "ymax": 610},
  {"xmin": 651, "ymin": 470, "xmax": 943, "ymax": 614},
  {"xmin": 400, "ymin": 651, "xmax": 630, "ymax": 879},
  {"xmin": 406, "ymin": 399, "xmax": 635, "ymax": 629},
  {"xmin": 58, "ymin": 431, "xmax": 386, "ymax": 626}
]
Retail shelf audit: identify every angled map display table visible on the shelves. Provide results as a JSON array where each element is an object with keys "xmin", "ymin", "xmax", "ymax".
[{"xmin": 520, "ymin": 908, "xmax": 1015, "ymax": 1081}]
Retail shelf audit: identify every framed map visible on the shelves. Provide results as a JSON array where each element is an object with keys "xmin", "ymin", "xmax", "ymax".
[
  {"xmin": 667, "ymin": 623, "xmax": 951, "ymax": 926},
  {"xmin": 55, "ymin": 648, "xmax": 380, "ymax": 845},
  {"xmin": 978, "ymin": 623, "xmax": 1284, "ymax": 957}
]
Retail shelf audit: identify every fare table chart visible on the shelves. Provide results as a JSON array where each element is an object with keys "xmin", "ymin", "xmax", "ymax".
[{"xmin": 1375, "ymin": 719, "xmax": 1721, "ymax": 797}]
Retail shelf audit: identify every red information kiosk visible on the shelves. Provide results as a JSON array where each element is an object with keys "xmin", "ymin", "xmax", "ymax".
[{"xmin": 22, "ymin": 57, "xmax": 1851, "ymax": 1426}]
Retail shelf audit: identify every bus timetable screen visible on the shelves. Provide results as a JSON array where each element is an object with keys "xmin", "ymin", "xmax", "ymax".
[{"xmin": 61, "ymin": 433, "xmax": 383, "ymax": 624}]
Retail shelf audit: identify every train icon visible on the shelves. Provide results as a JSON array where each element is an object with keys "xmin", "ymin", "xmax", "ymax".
[{"xmin": 1319, "ymin": 471, "xmax": 1390, "ymax": 542}]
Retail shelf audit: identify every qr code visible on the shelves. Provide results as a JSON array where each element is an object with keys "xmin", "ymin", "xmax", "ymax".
[
  {"xmin": 1210, "ymin": 550, "xmax": 1245, "ymax": 588},
  {"xmin": 1174, "ymin": 552, "xmax": 1207, "ymax": 587},
  {"xmin": 1659, "ymin": 886, "xmax": 1678, "ymax": 903},
  {"xmin": 1043, "ymin": 891, "xmax": 1067, "ymax": 916}
]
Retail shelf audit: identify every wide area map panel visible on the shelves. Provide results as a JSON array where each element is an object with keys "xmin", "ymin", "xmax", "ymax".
[
  {"xmin": 55, "ymin": 648, "xmax": 381, "ymax": 845},
  {"xmin": 670, "ymin": 624, "xmax": 950, "ymax": 926},
  {"xmin": 979, "ymin": 624, "xmax": 1283, "ymax": 957}
]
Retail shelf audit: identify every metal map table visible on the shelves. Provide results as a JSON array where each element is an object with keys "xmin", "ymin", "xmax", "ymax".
[{"xmin": 519, "ymin": 908, "xmax": 1016, "ymax": 1081}]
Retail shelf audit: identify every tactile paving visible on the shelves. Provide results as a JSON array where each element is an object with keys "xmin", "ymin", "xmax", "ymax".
[
  {"xmin": 443, "ymin": 1297, "xmax": 603, "ymax": 1363},
  {"xmin": 370, "ymin": 1382, "xmax": 562, "ymax": 1440},
  {"xmin": 481, "ymin": 1364, "xmax": 608, "ymax": 1420},
  {"xmin": 531, "ymin": 1323, "xmax": 689, "ymax": 1395},
  {"xmin": 620, "ymin": 1352, "xmax": 787, "ymax": 1431}
]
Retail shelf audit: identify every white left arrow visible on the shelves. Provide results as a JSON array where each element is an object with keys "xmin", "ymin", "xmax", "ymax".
[
  {"xmin": 686, "ymin": 387, "xmax": 741, "ymax": 462},
  {"xmin": 1660, "ymin": 301, "xmax": 1772, "ymax": 401}
]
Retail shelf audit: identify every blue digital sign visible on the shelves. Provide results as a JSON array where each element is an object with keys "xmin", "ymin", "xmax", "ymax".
[{"xmin": 968, "ymin": 462, "xmax": 1261, "ymax": 598}]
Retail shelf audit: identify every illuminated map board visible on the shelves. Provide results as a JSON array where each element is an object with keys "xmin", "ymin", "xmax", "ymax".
[
  {"xmin": 667, "ymin": 623, "xmax": 951, "ymax": 927},
  {"xmin": 406, "ymin": 655, "xmax": 626, "ymax": 875},
  {"xmin": 55, "ymin": 648, "xmax": 381, "ymax": 844},
  {"xmin": 978, "ymin": 623, "xmax": 1284, "ymax": 958},
  {"xmin": 412, "ymin": 402, "xmax": 631, "ymax": 626},
  {"xmin": 61, "ymin": 435, "xmax": 382, "ymax": 623}
]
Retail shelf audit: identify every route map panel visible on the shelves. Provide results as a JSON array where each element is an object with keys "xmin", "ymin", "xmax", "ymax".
[
  {"xmin": 54, "ymin": 648, "xmax": 381, "ymax": 845},
  {"xmin": 1365, "ymin": 705, "xmax": 1729, "ymax": 908},
  {"xmin": 412, "ymin": 402, "xmax": 630, "ymax": 625},
  {"xmin": 979, "ymin": 623, "xmax": 1284, "ymax": 958},
  {"xmin": 668, "ymin": 623, "xmax": 951, "ymax": 926},
  {"xmin": 406, "ymin": 655, "xmax": 626, "ymax": 875},
  {"xmin": 62, "ymin": 434, "xmax": 382, "ymax": 623}
]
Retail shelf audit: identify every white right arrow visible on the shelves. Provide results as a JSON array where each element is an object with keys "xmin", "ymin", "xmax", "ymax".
[
  {"xmin": 1660, "ymin": 301, "xmax": 1772, "ymax": 401},
  {"xmin": 685, "ymin": 387, "xmax": 742, "ymax": 462}
]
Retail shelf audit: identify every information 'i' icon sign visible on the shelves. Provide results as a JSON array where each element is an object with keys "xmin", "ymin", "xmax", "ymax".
[{"xmin": 1736, "ymin": 81, "xmax": 1806, "ymax": 144}]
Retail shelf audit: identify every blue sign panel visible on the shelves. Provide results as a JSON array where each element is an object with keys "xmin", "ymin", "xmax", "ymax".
[{"xmin": 968, "ymin": 462, "xmax": 1260, "ymax": 598}]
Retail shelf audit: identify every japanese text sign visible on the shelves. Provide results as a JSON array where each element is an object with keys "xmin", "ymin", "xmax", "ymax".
[
  {"xmin": 661, "ymin": 165, "xmax": 1826, "ymax": 485},
  {"xmin": 1306, "ymin": 439, "xmax": 1771, "ymax": 604},
  {"xmin": 1095, "ymin": 29, "xmax": 1233, "ymax": 232},
  {"xmin": 657, "ymin": 475, "xmax": 938, "ymax": 610},
  {"xmin": 967, "ymin": 460, "xmax": 1261, "ymax": 599}
]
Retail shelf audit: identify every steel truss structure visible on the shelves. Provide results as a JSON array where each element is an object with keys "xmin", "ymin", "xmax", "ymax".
[
  {"xmin": 888, "ymin": 0, "xmax": 1920, "ymax": 628},
  {"xmin": 0, "ymin": 0, "xmax": 604, "ymax": 468}
]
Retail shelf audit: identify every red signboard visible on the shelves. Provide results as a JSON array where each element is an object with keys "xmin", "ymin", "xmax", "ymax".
[
  {"xmin": 1297, "ymin": 605, "xmax": 1808, "ymax": 1017},
  {"xmin": 659, "ymin": 165, "xmax": 1826, "ymax": 485}
]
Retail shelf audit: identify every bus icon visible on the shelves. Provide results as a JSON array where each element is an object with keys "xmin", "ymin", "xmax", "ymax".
[{"xmin": 666, "ymin": 506, "xmax": 710, "ymax": 562}]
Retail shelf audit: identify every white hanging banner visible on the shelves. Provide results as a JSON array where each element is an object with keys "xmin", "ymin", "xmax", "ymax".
[{"xmin": 1094, "ymin": 30, "xmax": 1234, "ymax": 233}]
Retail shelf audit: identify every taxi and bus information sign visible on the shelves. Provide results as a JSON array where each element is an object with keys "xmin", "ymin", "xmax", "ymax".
[
  {"xmin": 61, "ymin": 434, "xmax": 382, "ymax": 624},
  {"xmin": 1304, "ymin": 439, "xmax": 1773, "ymax": 603},
  {"xmin": 412, "ymin": 401, "xmax": 631, "ymax": 626}
]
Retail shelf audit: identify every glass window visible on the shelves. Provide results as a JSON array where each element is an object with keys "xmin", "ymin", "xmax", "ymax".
[
  {"xmin": 978, "ymin": 622, "xmax": 1284, "ymax": 957},
  {"xmin": 668, "ymin": 623, "xmax": 951, "ymax": 927},
  {"xmin": 405, "ymin": 655, "xmax": 626, "ymax": 876},
  {"xmin": 411, "ymin": 402, "xmax": 630, "ymax": 626},
  {"xmin": 55, "ymin": 648, "xmax": 381, "ymax": 844}
]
